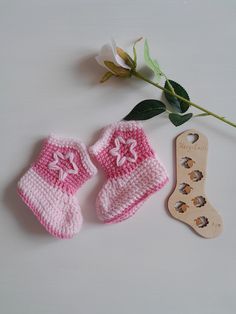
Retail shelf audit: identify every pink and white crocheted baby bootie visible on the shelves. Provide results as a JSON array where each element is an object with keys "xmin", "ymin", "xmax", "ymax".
[
  {"xmin": 89, "ymin": 121, "xmax": 168, "ymax": 223},
  {"xmin": 17, "ymin": 135, "xmax": 97, "ymax": 239}
]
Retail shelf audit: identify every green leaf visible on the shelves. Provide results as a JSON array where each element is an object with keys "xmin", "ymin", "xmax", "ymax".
[
  {"xmin": 169, "ymin": 113, "xmax": 193, "ymax": 126},
  {"xmin": 100, "ymin": 71, "xmax": 113, "ymax": 83},
  {"xmin": 133, "ymin": 37, "xmax": 143, "ymax": 66},
  {"xmin": 116, "ymin": 47, "xmax": 135, "ymax": 69},
  {"xmin": 144, "ymin": 39, "xmax": 163, "ymax": 83},
  {"xmin": 104, "ymin": 61, "xmax": 131, "ymax": 77},
  {"xmin": 164, "ymin": 80, "xmax": 190, "ymax": 113},
  {"xmin": 123, "ymin": 99, "xmax": 166, "ymax": 121}
]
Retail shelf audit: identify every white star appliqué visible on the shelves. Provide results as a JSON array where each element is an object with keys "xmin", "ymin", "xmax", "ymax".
[
  {"xmin": 48, "ymin": 151, "xmax": 78, "ymax": 181},
  {"xmin": 109, "ymin": 136, "xmax": 137, "ymax": 167}
]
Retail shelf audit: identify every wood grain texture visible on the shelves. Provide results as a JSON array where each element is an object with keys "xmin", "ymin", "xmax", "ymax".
[{"xmin": 168, "ymin": 129, "xmax": 223, "ymax": 238}]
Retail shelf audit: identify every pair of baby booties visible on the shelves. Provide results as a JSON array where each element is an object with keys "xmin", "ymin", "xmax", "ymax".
[{"xmin": 17, "ymin": 121, "xmax": 168, "ymax": 239}]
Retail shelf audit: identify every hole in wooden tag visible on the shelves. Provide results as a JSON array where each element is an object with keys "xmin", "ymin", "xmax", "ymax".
[
  {"xmin": 181, "ymin": 157, "xmax": 195, "ymax": 169},
  {"xmin": 187, "ymin": 133, "xmax": 199, "ymax": 144},
  {"xmin": 175, "ymin": 201, "xmax": 189, "ymax": 213},
  {"xmin": 195, "ymin": 216, "xmax": 209, "ymax": 228},
  {"xmin": 188, "ymin": 170, "xmax": 204, "ymax": 182},
  {"xmin": 192, "ymin": 196, "xmax": 206, "ymax": 207},
  {"xmin": 179, "ymin": 183, "xmax": 193, "ymax": 195}
]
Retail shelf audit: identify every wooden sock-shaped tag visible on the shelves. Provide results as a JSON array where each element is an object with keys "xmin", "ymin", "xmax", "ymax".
[{"xmin": 168, "ymin": 129, "xmax": 223, "ymax": 238}]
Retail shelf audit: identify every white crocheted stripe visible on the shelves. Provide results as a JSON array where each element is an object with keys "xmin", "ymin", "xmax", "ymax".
[
  {"xmin": 18, "ymin": 168, "xmax": 65, "ymax": 201},
  {"xmin": 96, "ymin": 157, "xmax": 168, "ymax": 221},
  {"xmin": 109, "ymin": 136, "xmax": 138, "ymax": 166},
  {"xmin": 47, "ymin": 134, "xmax": 97, "ymax": 177},
  {"xmin": 48, "ymin": 151, "xmax": 79, "ymax": 181},
  {"xmin": 18, "ymin": 168, "xmax": 82, "ymax": 238},
  {"xmin": 89, "ymin": 121, "xmax": 142, "ymax": 155}
]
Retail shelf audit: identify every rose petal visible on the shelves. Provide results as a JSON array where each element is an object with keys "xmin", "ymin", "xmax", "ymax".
[
  {"xmin": 95, "ymin": 40, "xmax": 131, "ymax": 71},
  {"xmin": 96, "ymin": 44, "xmax": 118, "ymax": 65},
  {"xmin": 111, "ymin": 39, "xmax": 130, "ymax": 69}
]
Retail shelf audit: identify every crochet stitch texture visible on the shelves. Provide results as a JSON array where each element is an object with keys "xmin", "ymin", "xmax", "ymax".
[
  {"xmin": 90, "ymin": 121, "xmax": 168, "ymax": 223},
  {"xmin": 17, "ymin": 135, "xmax": 97, "ymax": 239}
]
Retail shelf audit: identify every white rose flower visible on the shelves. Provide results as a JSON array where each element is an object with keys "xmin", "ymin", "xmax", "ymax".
[
  {"xmin": 96, "ymin": 39, "xmax": 136, "ymax": 82},
  {"xmin": 96, "ymin": 39, "xmax": 131, "ymax": 72}
]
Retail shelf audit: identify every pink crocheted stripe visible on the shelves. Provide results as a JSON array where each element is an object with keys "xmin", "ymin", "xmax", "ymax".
[
  {"xmin": 101, "ymin": 177, "xmax": 169, "ymax": 224},
  {"xmin": 17, "ymin": 187, "xmax": 75, "ymax": 239},
  {"xmin": 90, "ymin": 121, "xmax": 155, "ymax": 178},
  {"xmin": 33, "ymin": 135, "xmax": 97, "ymax": 194},
  {"xmin": 90, "ymin": 121, "xmax": 143, "ymax": 152}
]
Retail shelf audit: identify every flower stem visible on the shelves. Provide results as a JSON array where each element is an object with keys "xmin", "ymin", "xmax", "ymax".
[{"xmin": 133, "ymin": 71, "xmax": 236, "ymax": 128}]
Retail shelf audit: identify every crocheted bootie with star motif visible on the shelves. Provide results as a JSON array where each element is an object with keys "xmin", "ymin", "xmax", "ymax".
[
  {"xmin": 18, "ymin": 135, "xmax": 97, "ymax": 239},
  {"xmin": 90, "ymin": 121, "xmax": 168, "ymax": 223}
]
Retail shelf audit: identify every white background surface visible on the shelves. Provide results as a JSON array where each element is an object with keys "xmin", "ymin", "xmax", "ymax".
[{"xmin": 1, "ymin": 1, "xmax": 236, "ymax": 313}]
